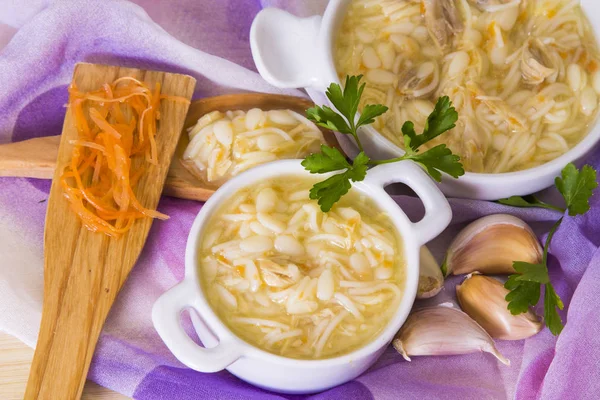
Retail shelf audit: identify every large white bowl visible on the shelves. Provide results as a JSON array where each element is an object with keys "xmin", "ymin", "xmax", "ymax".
[
  {"xmin": 250, "ymin": 0, "xmax": 600, "ymax": 200},
  {"xmin": 152, "ymin": 159, "xmax": 451, "ymax": 394}
]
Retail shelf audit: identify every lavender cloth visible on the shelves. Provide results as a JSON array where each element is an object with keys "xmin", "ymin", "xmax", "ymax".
[{"xmin": 0, "ymin": 1, "xmax": 599, "ymax": 399}]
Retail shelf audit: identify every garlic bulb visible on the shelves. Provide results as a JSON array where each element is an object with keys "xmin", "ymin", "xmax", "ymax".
[
  {"xmin": 393, "ymin": 303, "xmax": 510, "ymax": 365},
  {"xmin": 442, "ymin": 214, "xmax": 542, "ymax": 276},
  {"xmin": 417, "ymin": 246, "xmax": 444, "ymax": 299},
  {"xmin": 456, "ymin": 274, "xmax": 543, "ymax": 340}
]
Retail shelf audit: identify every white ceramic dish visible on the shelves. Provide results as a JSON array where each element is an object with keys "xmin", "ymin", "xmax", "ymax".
[
  {"xmin": 152, "ymin": 159, "xmax": 451, "ymax": 394},
  {"xmin": 250, "ymin": 0, "xmax": 600, "ymax": 200}
]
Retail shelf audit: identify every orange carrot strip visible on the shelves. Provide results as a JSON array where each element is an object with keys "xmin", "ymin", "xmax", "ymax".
[{"xmin": 62, "ymin": 75, "xmax": 170, "ymax": 237}]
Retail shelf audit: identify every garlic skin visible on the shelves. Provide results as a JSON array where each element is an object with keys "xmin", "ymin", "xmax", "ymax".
[
  {"xmin": 442, "ymin": 214, "xmax": 542, "ymax": 276},
  {"xmin": 456, "ymin": 274, "xmax": 543, "ymax": 340},
  {"xmin": 393, "ymin": 303, "xmax": 510, "ymax": 365},
  {"xmin": 417, "ymin": 246, "xmax": 444, "ymax": 299}
]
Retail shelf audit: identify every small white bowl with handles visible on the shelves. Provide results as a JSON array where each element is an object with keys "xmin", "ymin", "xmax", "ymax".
[
  {"xmin": 249, "ymin": 0, "xmax": 600, "ymax": 200},
  {"xmin": 152, "ymin": 159, "xmax": 451, "ymax": 394}
]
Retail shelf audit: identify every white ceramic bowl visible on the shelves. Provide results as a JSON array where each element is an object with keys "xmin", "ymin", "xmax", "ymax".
[
  {"xmin": 152, "ymin": 159, "xmax": 451, "ymax": 394},
  {"xmin": 250, "ymin": 0, "xmax": 600, "ymax": 200}
]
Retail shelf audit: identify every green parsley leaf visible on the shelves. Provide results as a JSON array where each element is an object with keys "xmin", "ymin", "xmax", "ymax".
[
  {"xmin": 302, "ymin": 145, "xmax": 350, "ymax": 174},
  {"xmin": 324, "ymin": 80, "xmax": 348, "ymax": 117},
  {"xmin": 307, "ymin": 105, "xmax": 352, "ymax": 134},
  {"xmin": 307, "ymin": 151, "xmax": 370, "ymax": 212},
  {"xmin": 404, "ymin": 96, "xmax": 458, "ymax": 151},
  {"xmin": 513, "ymin": 261, "xmax": 550, "ymax": 284},
  {"xmin": 309, "ymin": 173, "xmax": 353, "ymax": 213},
  {"xmin": 357, "ymin": 104, "xmax": 389, "ymax": 128},
  {"xmin": 390, "ymin": 97, "xmax": 463, "ymax": 181},
  {"xmin": 404, "ymin": 144, "xmax": 464, "ymax": 181},
  {"xmin": 401, "ymin": 121, "xmax": 418, "ymax": 151},
  {"xmin": 498, "ymin": 195, "xmax": 539, "ymax": 208},
  {"xmin": 348, "ymin": 151, "xmax": 370, "ymax": 181},
  {"xmin": 325, "ymin": 75, "xmax": 365, "ymax": 128},
  {"xmin": 544, "ymin": 284, "xmax": 564, "ymax": 335},
  {"xmin": 423, "ymin": 96, "xmax": 458, "ymax": 139},
  {"xmin": 555, "ymin": 163, "xmax": 598, "ymax": 216},
  {"xmin": 504, "ymin": 275, "xmax": 540, "ymax": 315},
  {"xmin": 497, "ymin": 195, "xmax": 565, "ymax": 213}
]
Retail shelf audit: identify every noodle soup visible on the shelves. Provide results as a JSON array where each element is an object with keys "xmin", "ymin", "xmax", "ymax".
[
  {"xmin": 335, "ymin": 0, "xmax": 600, "ymax": 173},
  {"xmin": 183, "ymin": 109, "xmax": 326, "ymax": 187},
  {"xmin": 198, "ymin": 177, "xmax": 405, "ymax": 359}
]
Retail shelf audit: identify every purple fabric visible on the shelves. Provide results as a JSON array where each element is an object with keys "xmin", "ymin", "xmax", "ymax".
[{"xmin": 0, "ymin": 1, "xmax": 599, "ymax": 399}]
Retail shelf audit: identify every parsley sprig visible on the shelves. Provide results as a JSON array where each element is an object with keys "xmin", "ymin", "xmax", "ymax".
[
  {"xmin": 302, "ymin": 75, "xmax": 464, "ymax": 211},
  {"xmin": 501, "ymin": 163, "xmax": 598, "ymax": 335}
]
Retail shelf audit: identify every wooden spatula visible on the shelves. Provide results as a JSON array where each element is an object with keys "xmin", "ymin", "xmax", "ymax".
[
  {"xmin": 23, "ymin": 63, "xmax": 195, "ymax": 400},
  {"xmin": 0, "ymin": 94, "xmax": 340, "ymax": 202}
]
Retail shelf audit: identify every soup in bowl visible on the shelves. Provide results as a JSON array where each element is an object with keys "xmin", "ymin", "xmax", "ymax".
[
  {"xmin": 334, "ymin": 0, "xmax": 600, "ymax": 174},
  {"xmin": 152, "ymin": 159, "xmax": 451, "ymax": 393},
  {"xmin": 200, "ymin": 177, "xmax": 405, "ymax": 360},
  {"xmin": 250, "ymin": 0, "xmax": 600, "ymax": 199}
]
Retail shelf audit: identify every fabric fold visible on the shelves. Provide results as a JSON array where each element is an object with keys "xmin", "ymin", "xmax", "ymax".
[{"xmin": 0, "ymin": 1, "xmax": 598, "ymax": 399}]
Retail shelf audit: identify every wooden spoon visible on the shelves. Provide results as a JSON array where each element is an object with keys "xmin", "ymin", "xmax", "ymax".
[
  {"xmin": 0, "ymin": 94, "xmax": 339, "ymax": 202},
  {"xmin": 23, "ymin": 63, "xmax": 196, "ymax": 400}
]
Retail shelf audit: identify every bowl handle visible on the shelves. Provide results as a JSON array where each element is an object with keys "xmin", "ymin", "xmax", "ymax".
[
  {"xmin": 365, "ymin": 161, "xmax": 452, "ymax": 245},
  {"xmin": 152, "ymin": 281, "xmax": 243, "ymax": 373},
  {"xmin": 250, "ymin": 8, "xmax": 330, "ymax": 90}
]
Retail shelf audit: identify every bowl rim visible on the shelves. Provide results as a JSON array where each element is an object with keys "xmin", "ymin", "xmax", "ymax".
[
  {"xmin": 183, "ymin": 159, "xmax": 421, "ymax": 367},
  {"xmin": 318, "ymin": 0, "xmax": 600, "ymax": 181}
]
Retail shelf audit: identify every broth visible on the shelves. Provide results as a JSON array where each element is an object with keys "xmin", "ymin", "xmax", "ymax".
[
  {"xmin": 198, "ymin": 176, "xmax": 405, "ymax": 359},
  {"xmin": 335, "ymin": 0, "xmax": 600, "ymax": 173}
]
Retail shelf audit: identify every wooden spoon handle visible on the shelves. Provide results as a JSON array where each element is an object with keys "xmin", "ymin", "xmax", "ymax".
[
  {"xmin": 0, "ymin": 135, "xmax": 215, "ymax": 201},
  {"xmin": 0, "ymin": 136, "xmax": 59, "ymax": 179}
]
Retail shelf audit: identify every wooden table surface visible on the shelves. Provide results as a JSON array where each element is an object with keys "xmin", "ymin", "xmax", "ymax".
[{"xmin": 0, "ymin": 332, "xmax": 129, "ymax": 400}]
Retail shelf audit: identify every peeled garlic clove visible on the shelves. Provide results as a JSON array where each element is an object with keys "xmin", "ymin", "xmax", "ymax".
[
  {"xmin": 417, "ymin": 246, "xmax": 444, "ymax": 299},
  {"xmin": 393, "ymin": 303, "xmax": 510, "ymax": 365},
  {"xmin": 456, "ymin": 274, "xmax": 543, "ymax": 340},
  {"xmin": 442, "ymin": 214, "xmax": 542, "ymax": 276}
]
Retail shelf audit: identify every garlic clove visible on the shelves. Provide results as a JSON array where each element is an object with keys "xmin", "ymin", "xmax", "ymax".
[
  {"xmin": 417, "ymin": 246, "xmax": 444, "ymax": 299},
  {"xmin": 393, "ymin": 303, "xmax": 510, "ymax": 365},
  {"xmin": 456, "ymin": 274, "xmax": 543, "ymax": 340},
  {"xmin": 442, "ymin": 214, "xmax": 542, "ymax": 276}
]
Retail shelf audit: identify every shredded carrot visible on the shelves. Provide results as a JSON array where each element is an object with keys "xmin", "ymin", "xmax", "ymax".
[
  {"xmin": 61, "ymin": 77, "xmax": 190, "ymax": 238},
  {"xmin": 487, "ymin": 21, "xmax": 496, "ymax": 39}
]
